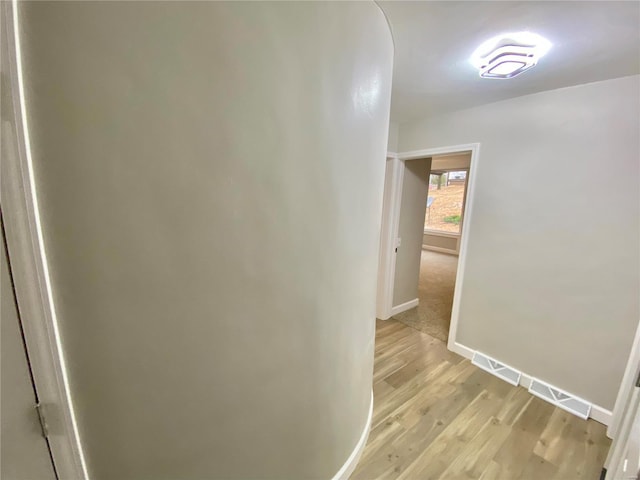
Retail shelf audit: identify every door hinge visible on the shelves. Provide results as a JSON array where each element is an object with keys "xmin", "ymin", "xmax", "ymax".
[{"xmin": 35, "ymin": 403, "xmax": 48, "ymax": 438}]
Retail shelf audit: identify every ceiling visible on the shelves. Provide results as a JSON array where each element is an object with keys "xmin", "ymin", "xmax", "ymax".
[{"xmin": 378, "ymin": 1, "xmax": 640, "ymax": 124}]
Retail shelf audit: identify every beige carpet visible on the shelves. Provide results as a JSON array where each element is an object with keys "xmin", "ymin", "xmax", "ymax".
[{"xmin": 392, "ymin": 249, "xmax": 458, "ymax": 342}]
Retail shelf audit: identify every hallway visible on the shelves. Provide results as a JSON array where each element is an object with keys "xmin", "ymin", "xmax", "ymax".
[
  {"xmin": 393, "ymin": 250, "xmax": 458, "ymax": 342},
  {"xmin": 351, "ymin": 319, "xmax": 611, "ymax": 480}
]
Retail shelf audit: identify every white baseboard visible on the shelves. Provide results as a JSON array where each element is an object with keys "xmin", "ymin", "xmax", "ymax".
[
  {"xmin": 390, "ymin": 298, "xmax": 419, "ymax": 316},
  {"xmin": 590, "ymin": 404, "xmax": 613, "ymax": 428},
  {"xmin": 331, "ymin": 390, "xmax": 373, "ymax": 480},
  {"xmin": 422, "ymin": 245, "xmax": 459, "ymax": 256},
  {"xmin": 448, "ymin": 341, "xmax": 613, "ymax": 427},
  {"xmin": 448, "ymin": 341, "xmax": 475, "ymax": 359}
]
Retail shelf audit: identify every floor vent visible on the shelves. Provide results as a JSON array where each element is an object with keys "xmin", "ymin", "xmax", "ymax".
[
  {"xmin": 471, "ymin": 352, "xmax": 521, "ymax": 386},
  {"xmin": 528, "ymin": 378, "xmax": 591, "ymax": 420}
]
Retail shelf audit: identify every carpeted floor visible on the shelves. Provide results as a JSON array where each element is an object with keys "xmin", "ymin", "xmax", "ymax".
[{"xmin": 392, "ymin": 249, "xmax": 458, "ymax": 342}]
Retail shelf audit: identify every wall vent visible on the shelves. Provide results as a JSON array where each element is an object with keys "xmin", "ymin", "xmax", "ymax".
[
  {"xmin": 528, "ymin": 378, "xmax": 591, "ymax": 420},
  {"xmin": 471, "ymin": 352, "xmax": 521, "ymax": 386}
]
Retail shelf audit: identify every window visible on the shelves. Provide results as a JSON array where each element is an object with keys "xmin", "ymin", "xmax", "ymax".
[{"xmin": 424, "ymin": 171, "xmax": 467, "ymax": 234}]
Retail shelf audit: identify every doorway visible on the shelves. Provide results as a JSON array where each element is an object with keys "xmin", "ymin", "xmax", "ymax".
[
  {"xmin": 393, "ymin": 152, "xmax": 471, "ymax": 342},
  {"xmin": 377, "ymin": 143, "xmax": 480, "ymax": 354}
]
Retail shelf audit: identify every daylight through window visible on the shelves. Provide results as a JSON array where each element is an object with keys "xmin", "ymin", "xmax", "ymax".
[{"xmin": 424, "ymin": 171, "xmax": 467, "ymax": 234}]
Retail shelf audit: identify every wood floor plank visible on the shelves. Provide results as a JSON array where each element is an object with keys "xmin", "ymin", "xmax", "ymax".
[
  {"xmin": 373, "ymin": 378, "xmax": 396, "ymax": 400},
  {"xmin": 479, "ymin": 460, "xmax": 505, "ymax": 480},
  {"xmin": 373, "ymin": 355, "xmax": 409, "ymax": 385},
  {"xmin": 491, "ymin": 395, "xmax": 556, "ymax": 478},
  {"xmin": 551, "ymin": 416, "xmax": 590, "ymax": 480},
  {"xmin": 355, "ymin": 376, "xmax": 488, "ymax": 479},
  {"xmin": 374, "ymin": 327, "xmax": 420, "ymax": 353},
  {"xmin": 395, "ymin": 365, "xmax": 485, "ymax": 430},
  {"xmin": 374, "ymin": 330, "xmax": 432, "ymax": 366},
  {"xmin": 371, "ymin": 360, "xmax": 454, "ymax": 429},
  {"xmin": 495, "ymin": 386, "xmax": 534, "ymax": 426},
  {"xmin": 383, "ymin": 339, "xmax": 462, "ymax": 388},
  {"xmin": 355, "ymin": 420, "xmax": 407, "ymax": 470},
  {"xmin": 351, "ymin": 319, "xmax": 612, "ymax": 480},
  {"xmin": 552, "ymin": 414, "xmax": 610, "ymax": 480},
  {"xmin": 581, "ymin": 419, "xmax": 611, "ymax": 480},
  {"xmin": 438, "ymin": 415, "xmax": 512, "ymax": 479},
  {"xmin": 534, "ymin": 406, "xmax": 573, "ymax": 463},
  {"xmin": 376, "ymin": 318, "xmax": 404, "ymax": 335},
  {"xmin": 518, "ymin": 454, "xmax": 559, "ymax": 480},
  {"xmin": 397, "ymin": 385, "xmax": 508, "ymax": 480}
]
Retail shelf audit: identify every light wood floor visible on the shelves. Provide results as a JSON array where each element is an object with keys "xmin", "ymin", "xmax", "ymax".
[{"xmin": 351, "ymin": 319, "xmax": 611, "ymax": 480}]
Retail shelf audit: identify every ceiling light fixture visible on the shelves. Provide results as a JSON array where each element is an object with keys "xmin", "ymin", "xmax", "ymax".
[{"xmin": 470, "ymin": 31, "xmax": 552, "ymax": 79}]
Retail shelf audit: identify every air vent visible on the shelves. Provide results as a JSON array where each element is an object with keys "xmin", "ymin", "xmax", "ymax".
[
  {"xmin": 529, "ymin": 378, "xmax": 591, "ymax": 420},
  {"xmin": 472, "ymin": 352, "xmax": 521, "ymax": 386}
]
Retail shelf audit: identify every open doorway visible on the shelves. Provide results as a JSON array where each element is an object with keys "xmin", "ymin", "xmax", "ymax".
[
  {"xmin": 392, "ymin": 152, "xmax": 471, "ymax": 342},
  {"xmin": 377, "ymin": 146, "xmax": 478, "ymax": 352}
]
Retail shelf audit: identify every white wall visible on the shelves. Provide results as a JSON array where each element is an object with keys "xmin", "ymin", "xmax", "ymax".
[
  {"xmin": 393, "ymin": 158, "xmax": 431, "ymax": 307},
  {"xmin": 388, "ymin": 121, "xmax": 400, "ymax": 152},
  {"xmin": 399, "ymin": 75, "xmax": 640, "ymax": 410},
  {"xmin": 16, "ymin": 2, "xmax": 393, "ymax": 478}
]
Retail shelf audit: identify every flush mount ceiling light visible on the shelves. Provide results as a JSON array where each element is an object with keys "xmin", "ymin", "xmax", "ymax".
[{"xmin": 470, "ymin": 31, "xmax": 552, "ymax": 79}]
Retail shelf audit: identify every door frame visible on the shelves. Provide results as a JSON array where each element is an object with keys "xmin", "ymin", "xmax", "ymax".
[
  {"xmin": 609, "ymin": 319, "xmax": 640, "ymax": 438},
  {"xmin": 376, "ymin": 153, "xmax": 404, "ymax": 320},
  {"xmin": 377, "ymin": 143, "xmax": 481, "ymax": 357},
  {"xmin": 2, "ymin": 1, "xmax": 89, "ymax": 478},
  {"xmin": 605, "ymin": 318, "xmax": 640, "ymax": 478}
]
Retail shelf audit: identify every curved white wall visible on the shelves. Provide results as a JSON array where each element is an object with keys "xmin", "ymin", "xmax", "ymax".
[{"xmin": 17, "ymin": 2, "xmax": 392, "ymax": 478}]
